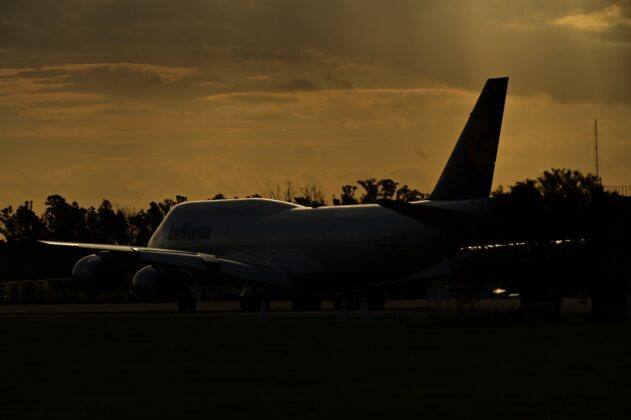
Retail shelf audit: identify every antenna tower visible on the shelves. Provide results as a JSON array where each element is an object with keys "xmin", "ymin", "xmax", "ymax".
[{"xmin": 594, "ymin": 118, "xmax": 599, "ymax": 181}]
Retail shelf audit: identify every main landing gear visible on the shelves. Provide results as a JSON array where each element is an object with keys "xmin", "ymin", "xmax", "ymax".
[
  {"xmin": 331, "ymin": 292, "xmax": 386, "ymax": 311},
  {"xmin": 177, "ymin": 292, "xmax": 197, "ymax": 312},
  {"xmin": 239, "ymin": 292, "xmax": 270, "ymax": 312},
  {"xmin": 177, "ymin": 287, "xmax": 202, "ymax": 312}
]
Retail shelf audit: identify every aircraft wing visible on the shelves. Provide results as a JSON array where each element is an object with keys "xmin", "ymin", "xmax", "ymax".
[{"xmin": 39, "ymin": 240, "xmax": 294, "ymax": 288}]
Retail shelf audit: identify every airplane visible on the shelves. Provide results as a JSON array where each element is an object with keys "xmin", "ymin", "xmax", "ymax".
[{"xmin": 41, "ymin": 77, "xmax": 509, "ymax": 312}]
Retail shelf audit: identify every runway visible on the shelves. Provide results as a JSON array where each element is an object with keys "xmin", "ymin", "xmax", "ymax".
[
  {"xmin": 0, "ymin": 298, "xmax": 591, "ymax": 318},
  {"xmin": 1, "ymin": 297, "xmax": 625, "ymax": 420}
]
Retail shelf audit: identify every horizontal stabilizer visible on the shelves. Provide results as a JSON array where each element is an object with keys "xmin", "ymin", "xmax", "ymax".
[{"xmin": 376, "ymin": 199, "xmax": 476, "ymax": 227}]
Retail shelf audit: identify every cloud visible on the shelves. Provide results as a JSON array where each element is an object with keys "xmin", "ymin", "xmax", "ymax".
[
  {"xmin": 245, "ymin": 74, "xmax": 270, "ymax": 81},
  {"xmin": 325, "ymin": 72, "xmax": 353, "ymax": 89},
  {"xmin": 277, "ymin": 78, "xmax": 321, "ymax": 92},
  {"xmin": 0, "ymin": 74, "xmax": 73, "ymax": 97},
  {"xmin": 552, "ymin": 2, "xmax": 631, "ymax": 32},
  {"xmin": 0, "ymin": 63, "xmax": 198, "ymax": 91},
  {"xmin": 2, "ymin": 1, "xmax": 630, "ymax": 104},
  {"xmin": 0, "ymin": 62, "xmax": 206, "ymax": 113},
  {"xmin": 202, "ymin": 91, "xmax": 298, "ymax": 104},
  {"xmin": 0, "ymin": 92, "xmax": 102, "ymax": 108},
  {"xmin": 231, "ymin": 48, "xmax": 309, "ymax": 65},
  {"xmin": 2, "ymin": 0, "xmax": 631, "ymax": 211},
  {"xmin": 41, "ymin": 63, "xmax": 197, "ymax": 81}
]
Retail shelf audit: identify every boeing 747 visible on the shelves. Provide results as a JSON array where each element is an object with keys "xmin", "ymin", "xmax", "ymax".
[{"xmin": 42, "ymin": 77, "xmax": 509, "ymax": 311}]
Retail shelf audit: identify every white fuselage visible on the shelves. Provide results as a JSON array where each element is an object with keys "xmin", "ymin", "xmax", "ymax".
[{"xmin": 148, "ymin": 199, "xmax": 456, "ymax": 286}]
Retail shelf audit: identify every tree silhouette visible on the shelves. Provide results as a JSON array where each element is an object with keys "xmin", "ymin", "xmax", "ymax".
[
  {"xmin": 333, "ymin": 180, "xmax": 426, "ymax": 205},
  {"xmin": 0, "ymin": 170, "xmax": 619, "ymax": 285},
  {"xmin": 294, "ymin": 185, "xmax": 326, "ymax": 208},
  {"xmin": 357, "ymin": 178, "xmax": 380, "ymax": 203},
  {"xmin": 395, "ymin": 185, "xmax": 425, "ymax": 202},
  {"xmin": 332, "ymin": 185, "xmax": 359, "ymax": 205},
  {"xmin": 90, "ymin": 200, "xmax": 130, "ymax": 244},
  {"xmin": 0, "ymin": 177, "xmax": 417, "ymax": 245},
  {"xmin": 265, "ymin": 182, "xmax": 296, "ymax": 202},
  {"xmin": 0, "ymin": 201, "xmax": 46, "ymax": 242},
  {"xmin": 263, "ymin": 182, "xmax": 327, "ymax": 207},
  {"xmin": 491, "ymin": 169, "xmax": 606, "ymax": 242},
  {"xmin": 376, "ymin": 179, "xmax": 398, "ymax": 200},
  {"xmin": 129, "ymin": 196, "xmax": 187, "ymax": 245},
  {"xmin": 356, "ymin": 178, "xmax": 401, "ymax": 203},
  {"xmin": 42, "ymin": 195, "xmax": 88, "ymax": 241}
]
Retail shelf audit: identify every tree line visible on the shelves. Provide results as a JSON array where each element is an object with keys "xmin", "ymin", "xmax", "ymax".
[
  {"xmin": 0, "ymin": 169, "xmax": 626, "ymax": 283},
  {"xmin": 1, "ymin": 169, "xmax": 624, "ymax": 247},
  {"xmin": 489, "ymin": 168, "xmax": 614, "ymax": 242},
  {"xmin": 0, "ymin": 178, "xmax": 425, "ymax": 245}
]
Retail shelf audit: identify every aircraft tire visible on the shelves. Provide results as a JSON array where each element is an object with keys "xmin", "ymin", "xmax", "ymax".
[
  {"xmin": 177, "ymin": 293, "xmax": 197, "ymax": 312},
  {"xmin": 340, "ymin": 293, "xmax": 360, "ymax": 310},
  {"xmin": 331, "ymin": 295, "xmax": 344, "ymax": 310},
  {"xmin": 186, "ymin": 297, "xmax": 197, "ymax": 312},
  {"xmin": 331, "ymin": 293, "xmax": 383, "ymax": 310}
]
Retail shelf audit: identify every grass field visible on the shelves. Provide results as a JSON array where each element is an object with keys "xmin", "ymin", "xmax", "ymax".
[{"xmin": 2, "ymin": 309, "xmax": 631, "ymax": 419}]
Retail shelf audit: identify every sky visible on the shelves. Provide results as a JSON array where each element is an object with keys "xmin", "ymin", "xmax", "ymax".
[{"xmin": 1, "ymin": 0, "xmax": 630, "ymax": 211}]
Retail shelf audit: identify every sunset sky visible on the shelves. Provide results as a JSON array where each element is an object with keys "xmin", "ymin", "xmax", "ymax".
[{"xmin": 1, "ymin": 0, "xmax": 630, "ymax": 211}]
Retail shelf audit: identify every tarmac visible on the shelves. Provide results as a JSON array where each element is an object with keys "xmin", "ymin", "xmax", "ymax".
[
  {"xmin": 1, "ymin": 297, "xmax": 621, "ymax": 420},
  {"xmin": 0, "ymin": 297, "xmax": 592, "ymax": 319}
]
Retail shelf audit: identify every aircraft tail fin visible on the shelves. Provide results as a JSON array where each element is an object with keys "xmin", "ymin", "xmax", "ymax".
[{"xmin": 429, "ymin": 77, "xmax": 508, "ymax": 201}]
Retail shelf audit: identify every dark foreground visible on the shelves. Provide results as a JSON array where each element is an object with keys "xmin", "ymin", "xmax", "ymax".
[{"xmin": 1, "ymin": 301, "xmax": 631, "ymax": 419}]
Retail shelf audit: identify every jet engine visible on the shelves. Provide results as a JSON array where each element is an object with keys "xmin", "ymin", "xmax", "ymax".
[
  {"xmin": 72, "ymin": 253, "xmax": 129, "ymax": 294},
  {"xmin": 130, "ymin": 265, "xmax": 184, "ymax": 302}
]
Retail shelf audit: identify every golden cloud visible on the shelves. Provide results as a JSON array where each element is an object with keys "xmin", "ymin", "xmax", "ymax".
[{"xmin": 553, "ymin": 2, "xmax": 631, "ymax": 32}]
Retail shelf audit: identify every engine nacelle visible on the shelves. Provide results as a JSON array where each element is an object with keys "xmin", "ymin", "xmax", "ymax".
[
  {"xmin": 72, "ymin": 254, "xmax": 105, "ymax": 291},
  {"xmin": 131, "ymin": 265, "xmax": 184, "ymax": 302},
  {"xmin": 72, "ymin": 253, "xmax": 126, "ymax": 293},
  {"xmin": 132, "ymin": 265, "xmax": 160, "ymax": 298}
]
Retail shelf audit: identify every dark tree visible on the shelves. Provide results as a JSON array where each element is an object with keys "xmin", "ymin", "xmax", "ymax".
[
  {"xmin": 357, "ymin": 178, "xmax": 379, "ymax": 203},
  {"xmin": 294, "ymin": 185, "xmax": 326, "ymax": 208},
  {"xmin": 395, "ymin": 185, "xmax": 425, "ymax": 202},
  {"xmin": 376, "ymin": 179, "xmax": 398, "ymax": 200},
  {"xmin": 334, "ymin": 180, "xmax": 425, "ymax": 205},
  {"xmin": 128, "ymin": 196, "xmax": 187, "ymax": 245},
  {"xmin": 333, "ymin": 185, "xmax": 359, "ymax": 206},
  {"xmin": 491, "ymin": 169, "xmax": 606, "ymax": 242},
  {"xmin": 87, "ymin": 199, "xmax": 130, "ymax": 244},
  {"xmin": 42, "ymin": 195, "xmax": 88, "ymax": 241},
  {"xmin": 0, "ymin": 201, "xmax": 46, "ymax": 242},
  {"xmin": 357, "ymin": 178, "xmax": 399, "ymax": 203},
  {"xmin": 265, "ymin": 182, "xmax": 295, "ymax": 202}
]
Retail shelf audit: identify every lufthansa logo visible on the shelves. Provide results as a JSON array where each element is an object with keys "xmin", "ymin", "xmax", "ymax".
[{"xmin": 167, "ymin": 224, "xmax": 213, "ymax": 240}]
